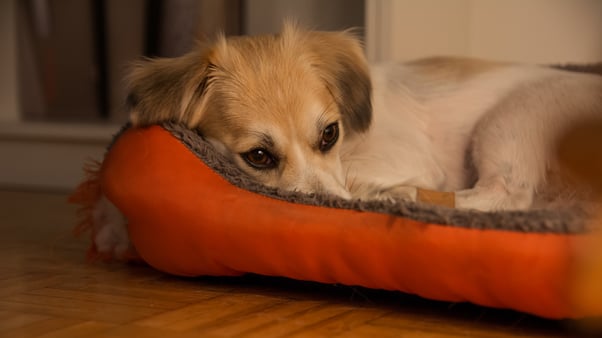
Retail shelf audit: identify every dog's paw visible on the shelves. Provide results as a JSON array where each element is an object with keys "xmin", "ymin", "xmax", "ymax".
[
  {"xmin": 92, "ymin": 195, "xmax": 132, "ymax": 259},
  {"xmin": 373, "ymin": 185, "xmax": 418, "ymax": 203},
  {"xmin": 455, "ymin": 183, "xmax": 533, "ymax": 212}
]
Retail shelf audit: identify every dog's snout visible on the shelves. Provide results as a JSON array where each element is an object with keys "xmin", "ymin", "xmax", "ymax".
[{"xmin": 290, "ymin": 173, "xmax": 351, "ymax": 199}]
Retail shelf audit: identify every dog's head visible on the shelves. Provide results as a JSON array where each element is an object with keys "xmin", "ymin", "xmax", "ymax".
[{"xmin": 127, "ymin": 23, "xmax": 372, "ymax": 197}]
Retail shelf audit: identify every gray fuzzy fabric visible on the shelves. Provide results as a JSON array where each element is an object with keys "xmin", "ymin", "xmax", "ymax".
[{"xmin": 162, "ymin": 123, "xmax": 589, "ymax": 234}]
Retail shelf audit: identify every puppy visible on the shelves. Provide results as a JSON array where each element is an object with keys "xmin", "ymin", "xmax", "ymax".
[{"xmin": 95, "ymin": 23, "xmax": 602, "ymax": 257}]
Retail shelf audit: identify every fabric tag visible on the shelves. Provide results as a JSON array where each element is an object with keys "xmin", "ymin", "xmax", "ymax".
[{"xmin": 416, "ymin": 188, "xmax": 455, "ymax": 208}]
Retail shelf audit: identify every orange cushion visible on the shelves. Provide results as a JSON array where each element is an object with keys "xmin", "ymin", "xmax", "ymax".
[{"xmin": 92, "ymin": 125, "xmax": 600, "ymax": 319}]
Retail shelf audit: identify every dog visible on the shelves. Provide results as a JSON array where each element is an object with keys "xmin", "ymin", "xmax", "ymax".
[{"xmin": 94, "ymin": 22, "xmax": 602, "ymax": 257}]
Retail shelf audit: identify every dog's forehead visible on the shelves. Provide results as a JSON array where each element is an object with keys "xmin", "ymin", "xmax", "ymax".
[
  {"xmin": 249, "ymin": 97, "xmax": 330, "ymax": 135},
  {"xmin": 215, "ymin": 62, "xmax": 331, "ymax": 124},
  {"xmin": 219, "ymin": 96, "xmax": 336, "ymax": 153}
]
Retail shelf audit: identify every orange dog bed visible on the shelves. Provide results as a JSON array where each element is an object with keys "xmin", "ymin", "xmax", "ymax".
[{"xmin": 71, "ymin": 123, "xmax": 602, "ymax": 320}]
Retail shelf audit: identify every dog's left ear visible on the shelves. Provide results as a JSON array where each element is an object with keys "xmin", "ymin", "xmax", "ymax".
[{"xmin": 305, "ymin": 30, "xmax": 373, "ymax": 133}]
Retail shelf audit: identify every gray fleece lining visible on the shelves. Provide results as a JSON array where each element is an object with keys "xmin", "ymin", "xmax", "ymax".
[{"xmin": 161, "ymin": 122, "xmax": 588, "ymax": 234}]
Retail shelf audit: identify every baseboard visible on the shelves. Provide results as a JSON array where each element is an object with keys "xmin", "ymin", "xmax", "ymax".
[{"xmin": 0, "ymin": 122, "xmax": 120, "ymax": 192}]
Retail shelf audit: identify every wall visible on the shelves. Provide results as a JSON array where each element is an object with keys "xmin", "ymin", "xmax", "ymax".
[{"xmin": 367, "ymin": 0, "xmax": 602, "ymax": 63}]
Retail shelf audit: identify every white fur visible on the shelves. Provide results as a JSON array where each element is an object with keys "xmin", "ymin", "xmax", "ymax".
[{"xmin": 344, "ymin": 64, "xmax": 601, "ymax": 210}]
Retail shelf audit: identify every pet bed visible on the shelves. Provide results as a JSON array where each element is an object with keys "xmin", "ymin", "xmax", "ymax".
[{"xmin": 70, "ymin": 121, "xmax": 602, "ymax": 320}]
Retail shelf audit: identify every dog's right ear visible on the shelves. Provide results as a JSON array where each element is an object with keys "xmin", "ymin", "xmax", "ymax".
[
  {"xmin": 298, "ymin": 27, "xmax": 372, "ymax": 134},
  {"xmin": 126, "ymin": 49, "xmax": 215, "ymax": 129}
]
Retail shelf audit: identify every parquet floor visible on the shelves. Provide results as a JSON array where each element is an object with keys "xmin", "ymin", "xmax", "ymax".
[{"xmin": 0, "ymin": 189, "xmax": 590, "ymax": 337}]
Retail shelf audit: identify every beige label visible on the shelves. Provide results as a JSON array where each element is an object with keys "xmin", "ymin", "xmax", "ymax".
[{"xmin": 416, "ymin": 188, "xmax": 455, "ymax": 208}]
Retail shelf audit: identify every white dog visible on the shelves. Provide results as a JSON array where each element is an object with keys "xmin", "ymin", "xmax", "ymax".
[{"xmin": 95, "ymin": 23, "xmax": 602, "ymax": 256}]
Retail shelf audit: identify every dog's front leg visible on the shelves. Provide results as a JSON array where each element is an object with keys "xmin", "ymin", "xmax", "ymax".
[
  {"xmin": 454, "ymin": 180, "xmax": 534, "ymax": 211},
  {"xmin": 366, "ymin": 185, "xmax": 456, "ymax": 208},
  {"xmin": 374, "ymin": 185, "xmax": 419, "ymax": 203}
]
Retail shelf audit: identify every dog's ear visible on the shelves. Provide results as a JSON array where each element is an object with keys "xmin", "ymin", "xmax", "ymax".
[
  {"xmin": 301, "ymin": 28, "xmax": 372, "ymax": 133},
  {"xmin": 126, "ymin": 49, "xmax": 215, "ymax": 129}
]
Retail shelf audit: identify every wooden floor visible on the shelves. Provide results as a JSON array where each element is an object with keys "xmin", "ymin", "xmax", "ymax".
[{"xmin": 0, "ymin": 189, "xmax": 591, "ymax": 337}]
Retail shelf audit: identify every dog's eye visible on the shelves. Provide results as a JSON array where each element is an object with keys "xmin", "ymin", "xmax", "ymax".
[
  {"xmin": 242, "ymin": 148, "xmax": 277, "ymax": 169},
  {"xmin": 320, "ymin": 122, "xmax": 339, "ymax": 152}
]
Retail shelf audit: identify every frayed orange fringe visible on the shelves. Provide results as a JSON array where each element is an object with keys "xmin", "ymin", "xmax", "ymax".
[
  {"xmin": 69, "ymin": 160, "xmax": 141, "ymax": 263},
  {"xmin": 69, "ymin": 160, "xmax": 102, "ymax": 261}
]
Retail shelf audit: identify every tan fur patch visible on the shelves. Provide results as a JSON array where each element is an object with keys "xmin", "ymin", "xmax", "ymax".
[{"xmin": 127, "ymin": 22, "xmax": 372, "ymax": 141}]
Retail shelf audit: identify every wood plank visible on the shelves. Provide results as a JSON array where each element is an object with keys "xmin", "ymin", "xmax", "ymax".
[
  {"xmin": 25, "ymin": 287, "xmax": 185, "ymax": 310},
  {"xmin": 241, "ymin": 304, "xmax": 356, "ymax": 338},
  {"xmin": 0, "ymin": 311, "xmax": 48, "ymax": 331},
  {"xmin": 287, "ymin": 307, "xmax": 390, "ymax": 338},
  {"xmin": 202, "ymin": 300, "xmax": 323, "ymax": 336},
  {"xmin": 0, "ymin": 293, "xmax": 163, "ymax": 324},
  {"xmin": 2, "ymin": 316, "xmax": 82, "ymax": 338},
  {"xmin": 135, "ymin": 293, "xmax": 285, "ymax": 331},
  {"xmin": 54, "ymin": 280, "xmax": 220, "ymax": 305},
  {"xmin": 33, "ymin": 321, "xmax": 115, "ymax": 338}
]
